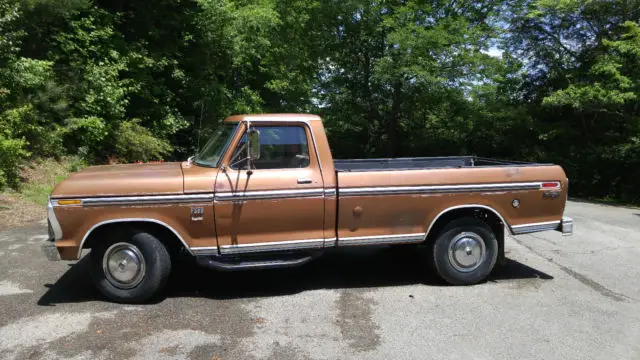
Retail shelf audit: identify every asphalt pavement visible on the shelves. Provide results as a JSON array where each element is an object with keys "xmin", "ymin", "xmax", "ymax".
[{"xmin": 0, "ymin": 201, "xmax": 638, "ymax": 360}]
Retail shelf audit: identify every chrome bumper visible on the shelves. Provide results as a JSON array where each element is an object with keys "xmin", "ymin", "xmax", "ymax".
[
  {"xmin": 47, "ymin": 199, "xmax": 63, "ymax": 240},
  {"xmin": 43, "ymin": 198, "xmax": 63, "ymax": 261},
  {"xmin": 511, "ymin": 217, "xmax": 574, "ymax": 236},
  {"xmin": 558, "ymin": 216, "xmax": 573, "ymax": 236}
]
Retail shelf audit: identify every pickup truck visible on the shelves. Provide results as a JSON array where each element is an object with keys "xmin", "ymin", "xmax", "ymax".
[{"xmin": 43, "ymin": 113, "xmax": 573, "ymax": 303}]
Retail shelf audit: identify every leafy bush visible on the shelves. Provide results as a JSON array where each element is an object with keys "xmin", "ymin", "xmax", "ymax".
[
  {"xmin": 113, "ymin": 120, "xmax": 172, "ymax": 162},
  {"xmin": 0, "ymin": 135, "xmax": 29, "ymax": 188}
]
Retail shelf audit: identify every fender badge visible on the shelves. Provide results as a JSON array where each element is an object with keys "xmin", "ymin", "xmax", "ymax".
[{"xmin": 190, "ymin": 207, "xmax": 204, "ymax": 221}]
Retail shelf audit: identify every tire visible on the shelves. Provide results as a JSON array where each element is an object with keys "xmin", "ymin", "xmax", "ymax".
[
  {"xmin": 430, "ymin": 217, "xmax": 498, "ymax": 285},
  {"xmin": 90, "ymin": 228, "xmax": 171, "ymax": 303}
]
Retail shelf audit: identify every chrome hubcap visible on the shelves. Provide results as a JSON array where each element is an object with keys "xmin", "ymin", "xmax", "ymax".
[
  {"xmin": 102, "ymin": 243, "xmax": 146, "ymax": 289},
  {"xmin": 448, "ymin": 232, "xmax": 486, "ymax": 272}
]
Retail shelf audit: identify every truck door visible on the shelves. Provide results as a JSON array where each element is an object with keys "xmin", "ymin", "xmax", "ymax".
[{"xmin": 213, "ymin": 123, "xmax": 326, "ymax": 254}]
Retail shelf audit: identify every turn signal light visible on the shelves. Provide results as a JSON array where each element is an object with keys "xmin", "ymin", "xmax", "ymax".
[{"xmin": 57, "ymin": 199, "xmax": 82, "ymax": 205}]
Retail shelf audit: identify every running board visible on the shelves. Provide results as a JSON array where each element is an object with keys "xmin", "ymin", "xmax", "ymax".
[{"xmin": 195, "ymin": 254, "xmax": 314, "ymax": 271}]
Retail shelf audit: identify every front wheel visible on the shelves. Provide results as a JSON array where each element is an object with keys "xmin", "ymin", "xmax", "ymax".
[
  {"xmin": 430, "ymin": 217, "xmax": 498, "ymax": 285},
  {"xmin": 90, "ymin": 228, "xmax": 171, "ymax": 303}
]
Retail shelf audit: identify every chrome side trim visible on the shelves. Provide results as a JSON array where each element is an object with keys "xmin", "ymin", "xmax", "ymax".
[
  {"xmin": 215, "ymin": 188, "xmax": 324, "ymax": 201},
  {"xmin": 338, "ymin": 233, "xmax": 426, "ymax": 246},
  {"xmin": 340, "ymin": 182, "xmax": 543, "ymax": 197},
  {"xmin": 425, "ymin": 204, "xmax": 511, "ymax": 237},
  {"xmin": 324, "ymin": 188, "xmax": 337, "ymax": 197},
  {"xmin": 323, "ymin": 237, "xmax": 337, "ymax": 247},
  {"xmin": 47, "ymin": 199, "xmax": 63, "ymax": 240},
  {"xmin": 511, "ymin": 220, "xmax": 561, "ymax": 235},
  {"xmin": 80, "ymin": 194, "xmax": 213, "ymax": 207},
  {"xmin": 191, "ymin": 246, "xmax": 219, "ymax": 256},
  {"xmin": 219, "ymin": 238, "xmax": 325, "ymax": 254},
  {"xmin": 57, "ymin": 187, "xmax": 325, "ymax": 206},
  {"xmin": 78, "ymin": 218, "xmax": 193, "ymax": 258}
]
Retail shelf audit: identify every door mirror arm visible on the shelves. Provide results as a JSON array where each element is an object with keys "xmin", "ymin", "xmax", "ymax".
[{"xmin": 225, "ymin": 121, "xmax": 260, "ymax": 174}]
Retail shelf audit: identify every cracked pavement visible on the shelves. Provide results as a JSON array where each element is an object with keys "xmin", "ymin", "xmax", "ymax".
[{"xmin": 0, "ymin": 201, "xmax": 639, "ymax": 359}]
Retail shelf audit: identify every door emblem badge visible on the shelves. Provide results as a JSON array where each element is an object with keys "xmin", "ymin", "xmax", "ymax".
[{"xmin": 190, "ymin": 207, "xmax": 204, "ymax": 221}]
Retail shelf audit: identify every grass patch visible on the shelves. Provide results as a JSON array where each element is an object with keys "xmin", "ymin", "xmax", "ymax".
[
  {"xmin": 19, "ymin": 173, "xmax": 68, "ymax": 206},
  {"xmin": 16, "ymin": 157, "xmax": 84, "ymax": 206},
  {"xmin": 0, "ymin": 156, "xmax": 87, "ymax": 228},
  {"xmin": 21, "ymin": 182, "xmax": 59, "ymax": 206}
]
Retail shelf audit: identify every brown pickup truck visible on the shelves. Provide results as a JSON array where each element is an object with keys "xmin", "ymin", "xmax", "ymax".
[{"xmin": 43, "ymin": 113, "xmax": 573, "ymax": 303}]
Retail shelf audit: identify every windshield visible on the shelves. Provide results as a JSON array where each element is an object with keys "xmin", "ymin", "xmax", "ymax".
[{"xmin": 194, "ymin": 123, "xmax": 238, "ymax": 167}]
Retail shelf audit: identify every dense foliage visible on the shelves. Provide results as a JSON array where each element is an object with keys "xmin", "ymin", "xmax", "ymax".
[{"xmin": 0, "ymin": 0, "xmax": 639, "ymax": 202}]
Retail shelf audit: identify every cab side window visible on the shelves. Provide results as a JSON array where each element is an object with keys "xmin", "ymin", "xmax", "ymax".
[{"xmin": 230, "ymin": 126, "xmax": 311, "ymax": 170}]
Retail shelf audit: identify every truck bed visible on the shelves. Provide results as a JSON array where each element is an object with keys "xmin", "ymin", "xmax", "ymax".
[{"xmin": 333, "ymin": 156, "xmax": 548, "ymax": 172}]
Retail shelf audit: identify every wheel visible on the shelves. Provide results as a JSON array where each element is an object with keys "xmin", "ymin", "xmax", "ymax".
[
  {"xmin": 430, "ymin": 217, "xmax": 498, "ymax": 285},
  {"xmin": 90, "ymin": 228, "xmax": 171, "ymax": 303}
]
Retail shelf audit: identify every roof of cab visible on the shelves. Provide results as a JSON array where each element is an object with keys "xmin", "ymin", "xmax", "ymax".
[{"xmin": 224, "ymin": 113, "xmax": 321, "ymax": 123}]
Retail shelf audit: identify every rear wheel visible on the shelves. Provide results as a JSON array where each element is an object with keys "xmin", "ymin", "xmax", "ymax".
[
  {"xmin": 430, "ymin": 217, "xmax": 498, "ymax": 285},
  {"xmin": 90, "ymin": 228, "xmax": 171, "ymax": 303}
]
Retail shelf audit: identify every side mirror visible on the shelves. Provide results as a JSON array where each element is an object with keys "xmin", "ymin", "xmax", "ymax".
[{"xmin": 248, "ymin": 128, "xmax": 261, "ymax": 160}]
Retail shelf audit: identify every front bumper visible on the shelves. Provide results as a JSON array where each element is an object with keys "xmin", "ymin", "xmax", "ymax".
[
  {"xmin": 42, "ymin": 199, "xmax": 63, "ymax": 261},
  {"xmin": 558, "ymin": 216, "xmax": 573, "ymax": 236},
  {"xmin": 47, "ymin": 199, "xmax": 63, "ymax": 240}
]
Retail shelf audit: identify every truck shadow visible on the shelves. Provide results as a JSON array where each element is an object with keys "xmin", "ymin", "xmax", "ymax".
[{"xmin": 38, "ymin": 246, "xmax": 553, "ymax": 305}]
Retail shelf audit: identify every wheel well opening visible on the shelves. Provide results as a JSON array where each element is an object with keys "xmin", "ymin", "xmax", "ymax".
[
  {"xmin": 82, "ymin": 221, "xmax": 187, "ymax": 257},
  {"xmin": 426, "ymin": 207, "xmax": 506, "ymax": 263}
]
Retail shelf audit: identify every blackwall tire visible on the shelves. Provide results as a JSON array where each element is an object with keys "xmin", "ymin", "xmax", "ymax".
[
  {"xmin": 430, "ymin": 217, "xmax": 498, "ymax": 285},
  {"xmin": 90, "ymin": 228, "xmax": 171, "ymax": 303}
]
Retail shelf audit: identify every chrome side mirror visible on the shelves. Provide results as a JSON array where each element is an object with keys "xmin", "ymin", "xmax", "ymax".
[{"xmin": 248, "ymin": 128, "xmax": 260, "ymax": 161}]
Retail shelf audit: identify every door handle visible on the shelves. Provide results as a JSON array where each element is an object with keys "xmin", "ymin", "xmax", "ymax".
[{"xmin": 297, "ymin": 178, "xmax": 313, "ymax": 184}]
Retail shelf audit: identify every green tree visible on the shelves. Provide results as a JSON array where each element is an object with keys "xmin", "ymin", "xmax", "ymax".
[
  {"xmin": 316, "ymin": 0, "xmax": 506, "ymax": 158},
  {"xmin": 0, "ymin": 0, "xmax": 639, "ymax": 204},
  {"xmin": 507, "ymin": 0, "xmax": 640, "ymax": 202}
]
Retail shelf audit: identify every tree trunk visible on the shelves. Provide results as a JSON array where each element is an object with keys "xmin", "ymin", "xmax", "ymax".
[
  {"xmin": 387, "ymin": 81, "xmax": 402, "ymax": 157},
  {"xmin": 363, "ymin": 50, "xmax": 373, "ymax": 153}
]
